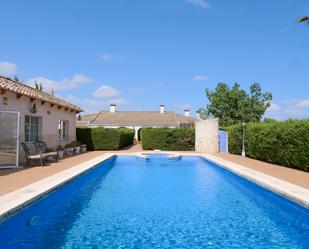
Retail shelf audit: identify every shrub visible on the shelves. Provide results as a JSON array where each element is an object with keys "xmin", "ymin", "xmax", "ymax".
[
  {"xmin": 118, "ymin": 128, "xmax": 135, "ymax": 147},
  {"xmin": 141, "ymin": 128, "xmax": 195, "ymax": 151},
  {"xmin": 76, "ymin": 127, "xmax": 135, "ymax": 150},
  {"xmin": 224, "ymin": 120, "xmax": 309, "ymax": 171},
  {"xmin": 76, "ymin": 128, "xmax": 93, "ymax": 149}
]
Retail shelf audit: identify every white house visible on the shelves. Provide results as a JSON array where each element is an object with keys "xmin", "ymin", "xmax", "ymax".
[
  {"xmin": 0, "ymin": 76, "xmax": 83, "ymax": 168},
  {"xmin": 77, "ymin": 104, "xmax": 198, "ymax": 141}
]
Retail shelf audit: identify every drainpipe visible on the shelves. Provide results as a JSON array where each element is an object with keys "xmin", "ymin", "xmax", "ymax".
[{"xmin": 241, "ymin": 122, "xmax": 246, "ymax": 157}]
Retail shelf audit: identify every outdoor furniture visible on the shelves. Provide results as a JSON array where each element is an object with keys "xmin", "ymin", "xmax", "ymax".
[
  {"xmin": 21, "ymin": 142, "xmax": 47, "ymax": 167},
  {"xmin": 80, "ymin": 144, "xmax": 87, "ymax": 153},
  {"xmin": 35, "ymin": 141, "xmax": 58, "ymax": 162}
]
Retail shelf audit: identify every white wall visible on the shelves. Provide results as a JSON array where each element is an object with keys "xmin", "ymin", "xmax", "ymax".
[
  {"xmin": 195, "ymin": 119, "xmax": 219, "ymax": 153},
  {"xmin": 0, "ymin": 91, "xmax": 78, "ymax": 164}
]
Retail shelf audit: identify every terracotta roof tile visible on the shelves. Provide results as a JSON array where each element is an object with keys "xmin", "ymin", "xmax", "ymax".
[
  {"xmin": 77, "ymin": 111, "xmax": 196, "ymax": 127},
  {"xmin": 0, "ymin": 75, "xmax": 83, "ymax": 112}
]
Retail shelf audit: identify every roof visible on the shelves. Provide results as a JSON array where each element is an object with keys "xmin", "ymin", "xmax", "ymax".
[
  {"xmin": 0, "ymin": 75, "xmax": 83, "ymax": 112},
  {"xmin": 77, "ymin": 111, "xmax": 196, "ymax": 127}
]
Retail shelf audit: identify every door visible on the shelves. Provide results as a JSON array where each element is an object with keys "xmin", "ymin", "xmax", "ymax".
[
  {"xmin": 219, "ymin": 130, "xmax": 228, "ymax": 153},
  {"xmin": 0, "ymin": 111, "xmax": 20, "ymax": 168}
]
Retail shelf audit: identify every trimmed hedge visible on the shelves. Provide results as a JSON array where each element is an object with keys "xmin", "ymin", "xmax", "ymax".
[
  {"xmin": 224, "ymin": 120, "xmax": 309, "ymax": 171},
  {"xmin": 76, "ymin": 127, "xmax": 134, "ymax": 150},
  {"xmin": 141, "ymin": 128, "xmax": 195, "ymax": 151}
]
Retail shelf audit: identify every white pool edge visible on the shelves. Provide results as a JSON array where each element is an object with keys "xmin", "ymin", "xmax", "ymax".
[
  {"xmin": 0, "ymin": 153, "xmax": 115, "ymax": 220},
  {"xmin": 0, "ymin": 152, "xmax": 308, "ymax": 220},
  {"xmin": 200, "ymin": 154, "xmax": 309, "ymax": 209}
]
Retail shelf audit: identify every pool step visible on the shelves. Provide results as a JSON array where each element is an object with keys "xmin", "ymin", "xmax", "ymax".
[
  {"xmin": 135, "ymin": 155, "xmax": 149, "ymax": 160},
  {"xmin": 167, "ymin": 155, "xmax": 182, "ymax": 160}
]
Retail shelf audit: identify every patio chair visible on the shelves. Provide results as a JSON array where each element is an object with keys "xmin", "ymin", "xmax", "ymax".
[
  {"xmin": 34, "ymin": 141, "xmax": 58, "ymax": 162},
  {"xmin": 21, "ymin": 142, "xmax": 47, "ymax": 167}
]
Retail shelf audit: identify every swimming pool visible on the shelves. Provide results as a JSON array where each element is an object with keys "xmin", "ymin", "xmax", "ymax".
[{"xmin": 0, "ymin": 155, "xmax": 308, "ymax": 248}]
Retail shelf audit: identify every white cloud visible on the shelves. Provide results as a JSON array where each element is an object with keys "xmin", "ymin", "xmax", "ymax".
[
  {"xmin": 100, "ymin": 53, "xmax": 115, "ymax": 61},
  {"xmin": 108, "ymin": 98, "xmax": 130, "ymax": 106},
  {"xmin": 65, "ymin": 95, "xmax": 130, "ymax": 113},
  {"xmin": 93, "ymin": 85, "xmax": 121, "ymax": 99},
  {"xmin": 130, "ymin": 87, "xmax": 145, "ymax": 94},
  {"xmin": 264, "ymin": 99, "xmax": 309, "ymax": 120},
  {"xmin": 62, "ymin": 74, "xmax": 92, "ymax": 87},
  {"xmin": 28, "ymin": 77, "xmax": 58, "ymax": 90},
  {"xmin": 65, "ymin": 95, "xmax": 103, "ymax": 114},
  {"xmin": 0, "ymin": 61, "xmax": 17, "ymax": 76},
  {"xmin": 193, "ymin": 75, "xmax": 208, "ymax": 81},
  {"xmin": 295, "ymin": 99, "xmax": 309, "ymax": 108},
  {"xmin": 28, "ymin": 74, "xmax": 91, "ymax": 91},
  {"xmin": 267, "ymin": 102, "xmax": 281, "ymax": 112},
  {"xmin": 185, "ymin": 0, "xmax": 210, "ymax": 9},
  {"xmin": 178, "ymin": 104, "xmax": 191, "ymax": 110},
  {"xmin": 283, "ymin": 98, "xmax": 299, "ymax": 104}
]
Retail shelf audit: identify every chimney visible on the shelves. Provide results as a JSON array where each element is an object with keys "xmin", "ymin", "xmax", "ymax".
[
  {"xmin": 196, "ymin": 111, "xmax": 201, "ymax": 119},
  {"xmin": 110, "ymin": 103, "xmax": 116, "ymax": 113},
  {"xmin": 160, "ymin": 104, "xmax": 165, "ymax": 113},
  {"xmin": 184, "ymin": 108, "xmax": 190, "ymax": 117}
]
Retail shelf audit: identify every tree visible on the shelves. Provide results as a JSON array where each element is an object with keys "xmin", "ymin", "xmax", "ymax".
[
  {"xmin": 297, "ymin": 16, "xmax": 309, "ymax": 23},
  {"xmin": 263, "ymin": 118, "xmax": 277, "ymax": 123},
  {"xmin": 198, "ymin": 82, "xmax": 272, "ymax": 126}
]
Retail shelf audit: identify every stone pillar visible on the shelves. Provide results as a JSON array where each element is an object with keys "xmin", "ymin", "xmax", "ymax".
[{"xmin": 195, "ymin": 118, "xmax": 219, "ymax": 153}]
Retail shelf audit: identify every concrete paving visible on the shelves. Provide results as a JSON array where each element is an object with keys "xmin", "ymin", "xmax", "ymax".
[{"xmin": 216, "ymin": 153, "xmax": 309, "ymax": 189}]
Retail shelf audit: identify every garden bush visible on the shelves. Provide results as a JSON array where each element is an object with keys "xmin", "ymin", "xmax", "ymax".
[
  {"xmin": 76, "ymin": 127, "xmax": 134, "ymax": 150},
  {"xmin": 118, "ymin": 128, "xmax": 135, "ymax": 147},
  {"xmin": 141, "ymin": 128, "xmax": 195, "ymax": 151},
  {"xmin": 224, "ymin": 120, "xmax": 309, "ymax": 171}
]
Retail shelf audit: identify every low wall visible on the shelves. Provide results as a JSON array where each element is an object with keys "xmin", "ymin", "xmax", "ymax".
[{"xmin": 195, "ymin": 119, "xmax": 219, "ymax": 153}]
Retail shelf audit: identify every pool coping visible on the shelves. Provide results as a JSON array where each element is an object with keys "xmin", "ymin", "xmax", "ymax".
[
  {"xmin": 0, "ymin": 152, "xmax": 308, "ymax": 220},
  {"xmin": 199, "ymin": 154, "xmax": 309, "ymax": 209},
  {"xmin": 0, "ymin": 153, "xmax": 115, "ymax": 220}
]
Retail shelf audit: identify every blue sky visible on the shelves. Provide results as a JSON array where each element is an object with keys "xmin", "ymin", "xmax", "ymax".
[{"xmin": 0, "ymin": 0, "xmax": 308, "ymax": 119}]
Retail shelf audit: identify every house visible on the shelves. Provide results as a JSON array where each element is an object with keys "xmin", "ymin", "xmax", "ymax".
[
  {"xmin": 77, "ymin": 104, "xmax": 198, "ymax": 141},
  {"xmin": 0, "ymin": 76, "xmax": 83, "ymax": 167}
]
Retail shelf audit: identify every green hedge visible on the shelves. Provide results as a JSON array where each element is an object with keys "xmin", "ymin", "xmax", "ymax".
[
  {"xmin": 141, "ymin": 128, "xmax": 195, "ymax": 151},
  {"xmin": 76, "ymin": 127, "xmax": 134, "ymax": 150},
  {"xmin": 224, "ymin": 120, "xmax": 309, "ymax": 171}
]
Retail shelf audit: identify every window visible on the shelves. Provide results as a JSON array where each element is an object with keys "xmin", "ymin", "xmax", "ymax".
[
  {"xmin": 25, "ymin": 116, "xmax": 41, "ymax": 142},
  {"xmin": 59, "ymin": 120, "xmax": 68, "ymax": 141}
]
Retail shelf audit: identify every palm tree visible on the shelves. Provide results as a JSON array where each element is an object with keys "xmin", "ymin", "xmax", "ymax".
[{"xmin": 297, "ymin": 16, "xmax": 309, "ymax": 23}]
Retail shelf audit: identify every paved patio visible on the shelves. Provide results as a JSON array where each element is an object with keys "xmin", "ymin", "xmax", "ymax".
[
  {"xmin": 0, "ymin": 145, "xmax": 143, "ymax": 196},
  {"xmin": 216, "ymin": 153, "xmax": 309, "ymax": 189},
  {"xmin": 0, "ymin": 145, "xmax": 308, "ymax": 196}
]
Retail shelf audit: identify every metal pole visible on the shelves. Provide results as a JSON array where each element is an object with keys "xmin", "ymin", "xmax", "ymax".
[{"xmin": 241, "ymin": 121, "xmax": 246, "ymax": 157}]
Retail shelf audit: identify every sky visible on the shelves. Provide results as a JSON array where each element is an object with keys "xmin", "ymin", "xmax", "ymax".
[{"xmin": 0, "ymin": 0, "xmax": 308, "ymax": 119}]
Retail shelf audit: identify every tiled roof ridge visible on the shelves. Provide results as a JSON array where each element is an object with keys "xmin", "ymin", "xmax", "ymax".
[
  {"xmin": 0, "ymin": 75, "xmax": 83, "ymax": 112},
  {"xmin": 81, "ymin": 110, "xmax": 196, "ymax": 119},
  {"xmin": 86, "ymin": 110, "xmax": 181, "ymax": 114},
  {"xmin": 91, "ymin": 111, "xmax": 104, "ymax": 123},
  {"xmin": 1, "ymin": 75, "xmax": 41, "ymax": 92},
  {"xmin": 110, "ymin": 110, "xmax": 175, "ymax": 113}
]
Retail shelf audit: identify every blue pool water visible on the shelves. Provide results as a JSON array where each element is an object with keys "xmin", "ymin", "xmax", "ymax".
[{"xmin": 0, "ymin": 155, "xmax": 308, "ymax": 248}]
